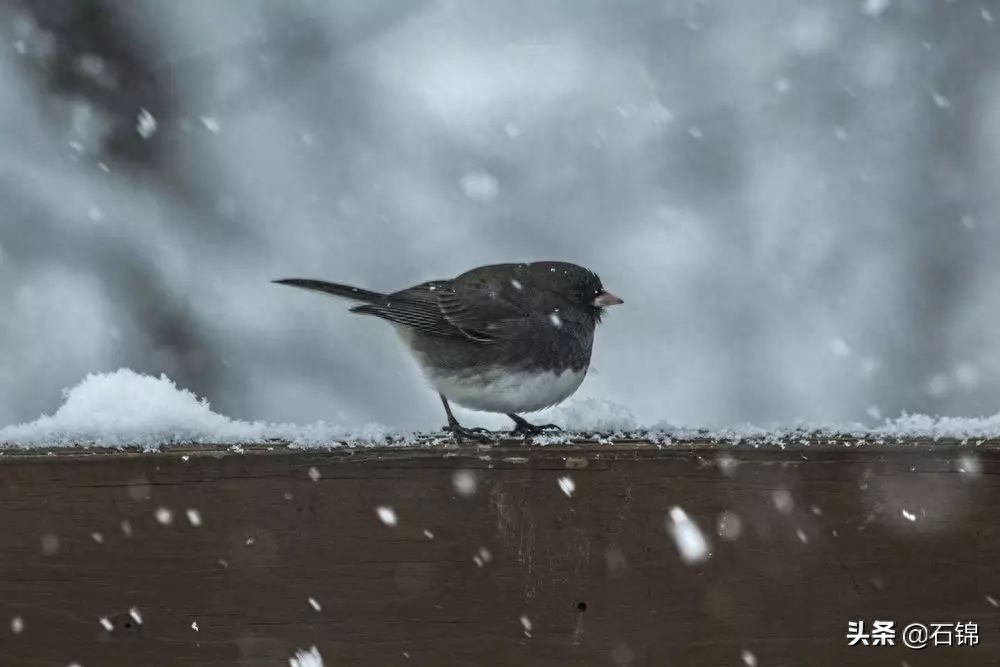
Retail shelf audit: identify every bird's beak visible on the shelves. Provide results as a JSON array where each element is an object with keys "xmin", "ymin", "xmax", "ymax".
[{"xmin": 593, "ymin": 291, "xmax": 624, "ymax": 307}]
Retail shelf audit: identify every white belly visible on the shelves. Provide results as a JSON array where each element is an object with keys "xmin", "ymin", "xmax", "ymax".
[{"xmin": 428, "ymin": 367, "xmax": 586, "ymax": 414}]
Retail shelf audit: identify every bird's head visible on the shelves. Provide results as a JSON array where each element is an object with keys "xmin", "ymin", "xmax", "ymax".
[{"xmin": 527, "ymin": 261, "xmax": 623, "ymax": 324}]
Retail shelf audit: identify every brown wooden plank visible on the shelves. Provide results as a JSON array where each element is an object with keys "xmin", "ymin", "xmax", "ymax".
[{"xmin": 0, "ymin": 441, "xmax": 998, "ymax": 666}]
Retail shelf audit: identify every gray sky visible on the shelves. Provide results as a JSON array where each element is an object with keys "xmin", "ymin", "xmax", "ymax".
[{"xmin": 2, "ymin": 0, "xmax": 999, "ymax": 431}]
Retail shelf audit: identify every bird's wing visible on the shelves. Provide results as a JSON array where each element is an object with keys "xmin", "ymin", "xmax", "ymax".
[{"xmin": 351, "ymin": 277, "xmax": 532, "ymax": 344}]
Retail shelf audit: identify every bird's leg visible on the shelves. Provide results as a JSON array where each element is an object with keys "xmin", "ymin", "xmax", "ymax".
[
  {"xmin": 506, "ymin": 413, "xmax": 562, "ymax": 437},
  {"xmin": 439, "ymin": 394, "xmax": 493, "ymax": 443}
]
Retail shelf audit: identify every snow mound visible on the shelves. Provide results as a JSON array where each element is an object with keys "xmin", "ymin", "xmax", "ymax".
[
  {"xmin": 2, "ymin": 369, "xmax": 1000, "ymax": 450},
  {"xmin": 0, "ymin": 369, "xmax": 396, "ymax": 449},
  {"xmin": 542, "ymin": 397, "xmax": 638, "ymax": 432}
]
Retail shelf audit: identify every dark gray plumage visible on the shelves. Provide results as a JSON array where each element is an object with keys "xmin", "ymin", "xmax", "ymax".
[{"xmin": 274, "ymin": 261, "xmax": 622, "ymax": 439}]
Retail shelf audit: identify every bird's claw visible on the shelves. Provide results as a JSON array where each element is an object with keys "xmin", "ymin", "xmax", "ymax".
[
  {"xmin": 509, "ymin": 422, "xmax": 562, "ymax": 437},
  {"xmin": 443, "ymin": 423, "xmax": 495, "ymax": 443}
]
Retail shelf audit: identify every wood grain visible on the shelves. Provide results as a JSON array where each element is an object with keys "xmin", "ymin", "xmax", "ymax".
[{"xmin": 1, "ymin": 440, "xmax": 998, "ymax": 666}]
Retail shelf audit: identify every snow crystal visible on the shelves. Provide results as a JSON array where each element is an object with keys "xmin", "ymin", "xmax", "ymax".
[
  {"xmin": 666, "ymin": 506, "xmax": 710, "ymax": 564},
  {"xmin": 308, "ymin": 466, "xmax": 321, "ymax": 482},
  {"xmin": 375, "ymin": 506, "xmax": 397, "ymax": 526},
  {"xmin": 0, "ymin": 369, "xmax": 396, "ymax": 449},
  {"xmin": 452, "ymin": 470, "xmax": 478, "ymax": 496},
  {"xmin": 186, "ymin": 508, "xmax": 203, "ymax": 527},
  {"xmin": 289, "ymin": 645, "xmax": 324, "ymax": 667},
  {"xmin": 557, "ymin": 476, "xmax": 575, "ymax": 497},
  {"xmin": 154, "ymin": 507, "xmax": 174, "ymax": 526},
  {"xmin": 459, "ymin": 170, "xmax": 499, "ymax": 202},
  {"xmin": 308, "ymin": 597, "xmax": 322, "ymax": 612},
  {"xmin": 10, "ymin": 617, "xmax": 23, "ymax": 634},
  {"xmin": 741, "ymin": 649, "xmax": 758, "ymax": 667},
  {"xmin": 191, "ymin": 621, "xmax": 199, "ymax": 632},
  {"xmin": 99, "ymin": 617, "xmax": 113, "ymax": 632},
  {"xmin": 136, "ymin": 108, "xmax": 157, "ymax": 139}
]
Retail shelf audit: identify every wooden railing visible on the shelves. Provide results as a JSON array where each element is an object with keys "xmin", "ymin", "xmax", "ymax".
[{"xmin": 1, "ymin": 438, "xmax": 998, "ymax": 666}]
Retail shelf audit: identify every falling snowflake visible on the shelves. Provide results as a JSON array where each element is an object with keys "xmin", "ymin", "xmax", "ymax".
[
  {"xmin": 772, "ymin": 490, "xmax": 794, "ymax": 515},
  {"xmin": 375, "ymin": 506, "xmax": 397, "ymax": 527},
  {"xmin": 186, "ymin": 509, "xmax": 203, "ymax": 527},
  {"xmin": 423, "ymin": 529, "xmax": 435, "ymax": 540},
  {"xmin": 510, "ymin": 279, "xmax": 523, "ymax": 290},
  {"xmin": 459, "ymin": 170, "xmax": 499, "ymax": 202},
  {"xmin": 666, "ymin": 506, "xmax": 710, "ymax": 564},
  {"xmin": 136, "ymin": 108, "xmax": 157, "ymax": 139},
  {"xmin": 557, "ymin": 476, "xmax": 575, "ymax": 497},
  {"xmin": 308, "ymin": 466, "xmax": 321, "ymax": 482},
  {"xmin": 99, "ymin": 617, "xmax": 113, "ymax": 632},
  {"xmin": 289, "ymin": 645, "xmax": 324, "ymax": 667},
  {"xmin": 452, "ymin": 470, "xmax": 478, "ymax": 497},
  {"xmin": 717, "ymin": 511, "xmax": 743, "ymax": 541},
  {"xmin": 308, "ymin": 597, "xmax": 322, "ymax": 612},
  {"xmin": 901, "ymin": 509, "xmax": 917, "ymax": 522},
  {"xmin": 41, "ymin": 533, "xmax": 60, "ymax": 555},
  {"xmin": 549, "ymin": 311, "xmax": 562, "ymax": 328},
  {"xmin": 10, "ymin": 617, "xmax": 24, "ymax": 634},
  {"xmin": 741, "ymin": 649, "xmax": 758, "ymax": 666},
  {"xmin": 129, "ymin": 607, "xmax": 143, "ymax": 625},
  {"xmin": 154, "ymin": 507, "xmax": 174, "ymax": 525},
  {"xmin": 472, "ymin": 547, "xmax": 492, "ymax": 567},
  {"xmin": 519, "ymin": 614, "xmax": 533, "ymax": 637}
]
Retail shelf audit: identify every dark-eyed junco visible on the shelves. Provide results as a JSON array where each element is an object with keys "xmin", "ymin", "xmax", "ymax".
[{"xmin": 274, "ymin": 261, "xmax": 622, "ymax": 440}]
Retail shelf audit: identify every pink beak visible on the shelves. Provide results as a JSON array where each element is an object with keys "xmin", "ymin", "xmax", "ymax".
[{"xmin": 593, "ymin": 291, "xmax": 624, "ymax": 307}]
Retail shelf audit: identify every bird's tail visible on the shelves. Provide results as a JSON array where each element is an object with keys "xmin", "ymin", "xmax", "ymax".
[{"xmin": 272, "ymin": 278, "xmax": 386, "ymax": 304}]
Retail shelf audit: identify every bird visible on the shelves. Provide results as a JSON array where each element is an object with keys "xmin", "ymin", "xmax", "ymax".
[{"xmin": 273, "ymin": 261, "xmax": 622, "ymax": 441}]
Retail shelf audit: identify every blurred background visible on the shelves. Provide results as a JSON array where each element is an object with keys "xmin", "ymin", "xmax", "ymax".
[{"xmin": 1, "ymin": 0, "xmax": 999, "ymax": 431}]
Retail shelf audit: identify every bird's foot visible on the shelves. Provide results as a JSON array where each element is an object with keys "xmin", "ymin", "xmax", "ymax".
[
  {"xmin": 507, "ymin": 414, "xmax": 563, "ymax": 438},
  {"xmin": 443, "ymin": 422, "xmax": 495, "ymax": 443}
]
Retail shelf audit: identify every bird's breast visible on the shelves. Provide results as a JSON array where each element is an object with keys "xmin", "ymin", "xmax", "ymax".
[{"xmin": 427, "ymin": 367, "xmax": 587, "ymax": 414}]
